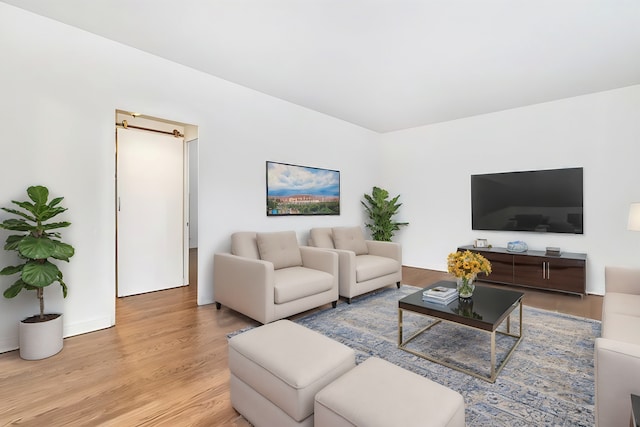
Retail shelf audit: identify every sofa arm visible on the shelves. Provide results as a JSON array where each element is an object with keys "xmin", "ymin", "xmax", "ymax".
[
  {"xmin": 366, "ymin": 240, "xmax": 402, "ymax": 262},
  {"xmin": 605, "ymin": 266, "xmax": 640, "ymax": 295},
  {"xmin": 595, "ymin": 337, "xmax": 640, "ymax": 426},
  {"xmin": 300, "ymin": 246, "xmax": 338, "ymax": 277},
  {"xmin": 213, "ymin": 253, "xmax": 274, "ymax": 324}
]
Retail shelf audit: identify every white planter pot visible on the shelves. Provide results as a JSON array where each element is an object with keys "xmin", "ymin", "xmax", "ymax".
[{"xmin": 19, "ymin": 313, "xmax": 63, "ymax": 360}]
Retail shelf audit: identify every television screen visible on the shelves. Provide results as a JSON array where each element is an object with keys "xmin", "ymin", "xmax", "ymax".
[{"xmin": 471, "ymin": 167, "xmax": 583, "ymax": 234}]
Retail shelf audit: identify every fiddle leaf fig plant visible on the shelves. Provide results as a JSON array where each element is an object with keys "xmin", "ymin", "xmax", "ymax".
[
  {"xmin": 361, "ymin": 186, "xmax": 409, "ymax": 242},
  {"xmin": 0, "ymin": 185, "xmax": 74, "ymax": 321}
]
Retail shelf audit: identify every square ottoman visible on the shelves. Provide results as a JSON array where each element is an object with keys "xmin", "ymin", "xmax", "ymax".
[
  {"xmin": 228, "ymin": 319, "xmax": 356, "ymax": 427},
  {"xmin": 314, "ymin": 357, "xmax": 466, "ymax": 427}
]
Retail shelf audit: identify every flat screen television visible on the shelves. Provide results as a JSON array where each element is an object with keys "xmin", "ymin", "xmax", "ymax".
[{"xmin": 471, "ymin": 167, "xmax": 583, "ymax": 234}]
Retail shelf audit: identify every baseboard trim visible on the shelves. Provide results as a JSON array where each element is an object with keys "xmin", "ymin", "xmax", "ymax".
[{"xmin": 64, "ymin": 316, "xmax": 113, "ymax": 338}]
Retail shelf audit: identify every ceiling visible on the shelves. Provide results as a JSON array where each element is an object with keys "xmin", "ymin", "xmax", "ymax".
[{"xmin": 4, "ymin": 0, "xmax": 640, "ymax": 133}]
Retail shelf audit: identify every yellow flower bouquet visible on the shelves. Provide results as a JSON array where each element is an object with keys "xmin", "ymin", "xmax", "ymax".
[{"xmin": 447, "ymin": 250, "xmax": 492, "ymax": 298}]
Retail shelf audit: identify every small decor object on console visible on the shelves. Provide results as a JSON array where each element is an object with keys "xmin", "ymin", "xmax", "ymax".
[
  {"xmin": 447, "ymin": 250, "xmax": 492, "ymax": 298},
  {"xmin": 507, "ymin": 241, "xmax": 528, "ymax": 253},
  {"xmin": 546, "ymin": 247, "xmax": 561, "ymax": 256},
  {"xmin": 474, "ymin": 238, "xmax": 488, "ymax": 248}
]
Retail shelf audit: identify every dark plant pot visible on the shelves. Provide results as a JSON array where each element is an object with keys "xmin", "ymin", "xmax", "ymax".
[{"xmin": 19, "ymin": 313, "xmax": 63, "ymax": 360}]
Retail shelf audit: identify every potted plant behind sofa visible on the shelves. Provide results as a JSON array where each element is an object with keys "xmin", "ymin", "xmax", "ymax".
[
  {"xmin": 361, "ymin": 186, "xmax": 409, "ymax": 242},
  {"xmin": 0, "ymin": 185, "xmax": 75, "ymax": 360}
]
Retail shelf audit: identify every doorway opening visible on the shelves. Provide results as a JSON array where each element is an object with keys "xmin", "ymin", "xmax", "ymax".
[{"xmin": 115, "ymin": 111, "xmax": 199, "ymax": 312}]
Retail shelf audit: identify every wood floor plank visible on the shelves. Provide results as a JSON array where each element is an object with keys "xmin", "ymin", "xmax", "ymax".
[{"xmin": 0, "ymin": 251, "xmax": 601, "ymax": 426}]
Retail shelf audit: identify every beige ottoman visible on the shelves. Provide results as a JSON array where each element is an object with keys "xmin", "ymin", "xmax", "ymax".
[
  {"xmin": 315, "ymin": 357, "xmax": 466, "ymax": 427},
  {"xmin": 228, "ymin": 320, "xmax": 356, "ymax": 427}
]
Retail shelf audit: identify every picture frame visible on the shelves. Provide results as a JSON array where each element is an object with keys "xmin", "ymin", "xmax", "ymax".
[
  {"xmin": 266, "ymin": 161, "xmax": 340, "ymax": 216},
  {"xmin": 474, "ymin": 238, "xmax": 488, "ymax": 248}
]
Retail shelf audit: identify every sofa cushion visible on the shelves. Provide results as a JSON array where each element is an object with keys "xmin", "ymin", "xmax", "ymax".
[
  {"xmin": 273, "ymin": 267, "xmax": 334, "ymax": 304},
  {"xmin": 332, "ymin": 227, "xmax": 368, "ymax": 255},
  {"xmin": 355, "ymin": 254, "xmax": 400, "ymax": 283},
  {"xmin": 256, "ymin": 231, "xmax": 303, "ymax": 270},
  {"xmin": 602, "ymin": 292, "xmax": 640, "ymax": 319},
  {"xmin": 310, "ymin": 228, "xmax": 335, "ymax": 249},
  {"xmin": 601, "ymin": 312, "xmax": 640, "ymax": 345},
  {"xmin": 231, "ymin": 232, "xmax": 260, "ymax": 259}
]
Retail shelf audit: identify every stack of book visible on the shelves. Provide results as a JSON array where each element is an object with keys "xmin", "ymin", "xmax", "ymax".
[{"xmin": 422, "ymin": 286, "xmax": 458, "ymax": 305}]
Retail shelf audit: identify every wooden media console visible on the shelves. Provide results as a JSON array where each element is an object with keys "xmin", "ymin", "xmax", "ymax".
[{"xmin": 458, "ymin": 245, "xmax": 586, "ymax": 296}]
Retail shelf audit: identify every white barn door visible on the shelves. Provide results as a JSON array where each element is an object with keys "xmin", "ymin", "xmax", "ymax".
[{"xmin": 116, "ymin": 127, "xmax": 186, "ymax": 297}]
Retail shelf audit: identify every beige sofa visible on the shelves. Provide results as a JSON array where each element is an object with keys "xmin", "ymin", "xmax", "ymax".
[
  {"xmin": 595, "ymin": 266, "xmax": 640, "ymax": 426},
  {"xmin": 308, "ymin": 227, "xmax": 402, "ymax": 303},
  {"xmin": 214, "ymin": 231, "xmax": 339, "ymax": 324}
]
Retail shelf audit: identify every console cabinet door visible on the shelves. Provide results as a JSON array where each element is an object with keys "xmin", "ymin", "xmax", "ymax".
[
  {"xmin": 481, "ymin": 252, "xmax": 513, "ymax": 284},
  {"xmin": 547, "ymin": 258, "xmax": 586, "ymax": 294},
  {"xmin": 513, "ymin": 255, "xmax": 549, "ymax": 289},
  {"xmin": 513, "ymin": 255, "xmax": 586, "ymax": 293}
]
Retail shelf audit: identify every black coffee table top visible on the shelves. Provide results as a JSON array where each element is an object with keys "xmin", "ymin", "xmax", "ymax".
[{"xmin": 399, "ymin": 281, "xmax": 524, "ymax": 332}]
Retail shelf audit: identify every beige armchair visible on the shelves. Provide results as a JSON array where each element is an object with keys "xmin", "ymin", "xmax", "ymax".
[
  {"xmin": 595, "ymin": 266, "xmax": 640, "ymax": 426},
  {"xmin": 214, "ymin": 231, "xmax": 338, "ymax": 324},
  {"xmin": 308, "ymin": 227, "xmax": 402, "ymax": 303}
]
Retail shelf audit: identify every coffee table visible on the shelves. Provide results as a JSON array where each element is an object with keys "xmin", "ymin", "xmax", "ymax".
[{"xmin": 398, "ymin": 281, "xmax": 524, "ymax": 383}]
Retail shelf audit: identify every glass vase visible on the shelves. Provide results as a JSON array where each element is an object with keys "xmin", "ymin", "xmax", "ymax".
[{"xmin": 456, "ymin": 275, "xmax": 476, "ymax": 298}]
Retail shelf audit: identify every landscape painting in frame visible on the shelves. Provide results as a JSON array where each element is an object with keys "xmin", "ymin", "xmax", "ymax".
[{"xmin": 266, "ymin": 161, "xmax": 340, "ymax": 216}]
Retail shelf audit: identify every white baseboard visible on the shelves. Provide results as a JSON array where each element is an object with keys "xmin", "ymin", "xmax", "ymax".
[
  {"xmin": 0, "ymin": 337, "xmax": 18, "ymax": 354},
  {"xmin": 63, "ymin": 316, "xmax": 114, "ymax": 338}
]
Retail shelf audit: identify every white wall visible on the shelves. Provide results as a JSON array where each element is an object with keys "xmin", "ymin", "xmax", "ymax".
[
  {"xmin": 0, "ymin": 4, "xmax": 379, "ymax": 353},
  {"xmin": 380, "ymin": 85, "xmax": 640, "ymax": 295}
]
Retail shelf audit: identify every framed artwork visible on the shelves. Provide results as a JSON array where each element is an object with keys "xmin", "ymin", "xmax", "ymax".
[{"xmin": 266, "ymin": 161, "xmax": 340, "ymax": 216}]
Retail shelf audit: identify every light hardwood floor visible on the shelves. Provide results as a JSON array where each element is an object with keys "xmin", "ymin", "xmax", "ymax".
[{"xmin": 0, "ymin": 250, "xmax": 602, "ymax": 426}]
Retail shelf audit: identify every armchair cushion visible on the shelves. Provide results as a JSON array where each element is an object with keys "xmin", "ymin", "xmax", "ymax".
[
  {"xmin": 274, "ymin": 267, "xmax": 335, "ymax": 304},
  {"xmin": 332, "ymin": 227, "xmax": 368, "ymax": 255},
  {"xmin": 309, "ymin": 227, "xmax": 335, "ymax": 249},
  {"xmin": 356, "ymin": 255, "xmax": 401, "ymax": 283},
  {"xmin": 256, "ymin": 231, "xmax": 303, "ymax": 270},
  {"xmin": 231, "ymin": 231, "xmax": 261, "ymax": 259}
]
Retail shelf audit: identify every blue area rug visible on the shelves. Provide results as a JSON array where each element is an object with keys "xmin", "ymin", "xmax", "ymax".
[
  {"xmin": 230, "ymin": 285, "xmax": 600, "ymax": 426},
  {"xmin": 300, "ymin": 285, "xmax": 599, "ymax": 426}
]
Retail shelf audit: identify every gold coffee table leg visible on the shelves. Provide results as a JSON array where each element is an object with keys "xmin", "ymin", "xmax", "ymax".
[
  {"xmin": 398, "ymin": 309, "xmax": 403, "ymax": 346},
  {"xmin": 490, "ymin": 331, "xmax": 496, "ymax": 381}
]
